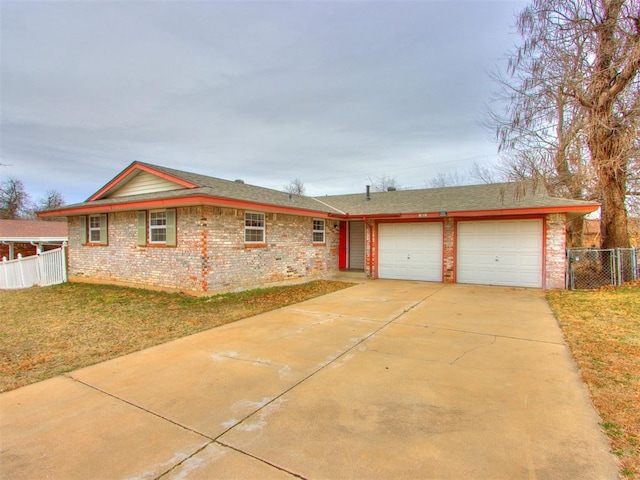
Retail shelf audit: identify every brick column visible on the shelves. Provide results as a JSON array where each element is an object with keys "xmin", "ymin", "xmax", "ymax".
[
  {"xmin": 442, "ymin": 218, "xmax": 455, "ymax": 283},
  {"xmin": 545, "ymin": 213, "xmax": 567, "ymax": 289}
]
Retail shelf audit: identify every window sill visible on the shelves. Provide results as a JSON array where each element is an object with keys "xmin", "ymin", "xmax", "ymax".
[
  {"xmin": 244, "ymin": 243, "xmax": 267, "ymax": 248},
  {"xmin": 312, "ymin": 242, "xmax": 327, "ymax": 247},
  {"xmin": 83, "ymin": 243, "xmax": 109, "ymax": 247},
  {"xmin": 138, "ymin": 244, "xmax": 177, "ymax": 248}
]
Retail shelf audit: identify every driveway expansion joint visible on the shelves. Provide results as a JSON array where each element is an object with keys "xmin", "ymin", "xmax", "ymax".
[
  {"xmin": 67, "ymin": 375, "xmax": 215, "ymax": 441},
  {"xmin": 156, "ymin": 441, "xmax": 215, "ymax": 479},
  {"xmin": 395, "ymin": 322, "xmax": 566, "ymax": 346},
  {"xmin": 217, "ymin": 284, "xmax": 448, "ymax": 447},
  {"xmin": 215, "ymin": 440, "xmax": 308, "ymax": 480},
  {"xmin": 3, "ymin": 282, "xmax": 621, "ymax": 480}
]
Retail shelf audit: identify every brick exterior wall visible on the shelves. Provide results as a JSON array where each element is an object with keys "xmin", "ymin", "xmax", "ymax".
[
  {"xmin": 364, "ymin": 220, "xmax": 375, "ymax": 278},
  {"xmin": 442, "ymin": 218, "xmax": 455, "ymax": 283},
  {"xmin": 68, "ymin": 206, "xmax": 339, "ymax": 294},
  {"xmin": 545, "ymin": 213, "xmax": 567, "ymax": 289}
]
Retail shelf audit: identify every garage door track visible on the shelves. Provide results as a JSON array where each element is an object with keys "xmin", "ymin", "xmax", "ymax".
[{"xmin": 0, "ymin": 281, "xmax": 619, "ymax": 479}]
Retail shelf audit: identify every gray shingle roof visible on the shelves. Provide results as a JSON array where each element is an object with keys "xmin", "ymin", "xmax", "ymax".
[
  {"xmin": 44, "ymin": 162, "xmax": 598, "ymax": 217},
  {"xmin": 319, "ymin": 182, "xmax": 597, "ymax": 215},
  {"xmin": 139, "ymin": 162, "xmax": 340, "ymax": 213},
  {"xmin": 65, "ymin": 162, "xmax": 335, "ymax": 214}
]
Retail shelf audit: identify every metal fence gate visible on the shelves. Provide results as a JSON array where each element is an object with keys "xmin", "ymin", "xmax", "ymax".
[
  {"xmin": 0, "ymin": 246, "xmax": 67, "ymax": 289},
  {"xmin": 567, "ymin": 248, "xmax": 639, "ymax": 290}
]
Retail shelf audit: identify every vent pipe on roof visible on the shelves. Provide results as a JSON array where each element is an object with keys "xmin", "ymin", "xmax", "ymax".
[{"xmin": 366, "ymin": 185, "xmax": 371, "ymax": 201}]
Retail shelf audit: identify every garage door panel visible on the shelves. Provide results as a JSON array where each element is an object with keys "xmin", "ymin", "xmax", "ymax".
[
  {"xmin": 457, "ymin": 220, "xmax": 542, "ymax": 288},
  {"xmin": 520, "ymin": 254, "xmax": 542, "ymax": 268},
  {"xmin": 499, "ymin": 255, "xmax": 518, "ymax": 267},
  {"xmin": 516, "ymin": 238, "xmax": 541, "ymax": 250},
  {"xmin": 378, "ymin": 223, "xmax": 442, "ymax": 282}
]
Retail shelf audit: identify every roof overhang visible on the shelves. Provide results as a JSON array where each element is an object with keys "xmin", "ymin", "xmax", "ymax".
[
  {"xmin": 331, "ymin": 204, "xmax": 600, "ymax": 220},
  {"xmin": 38, "ymin": 194, "xmax": 334, "ymax": 219}
]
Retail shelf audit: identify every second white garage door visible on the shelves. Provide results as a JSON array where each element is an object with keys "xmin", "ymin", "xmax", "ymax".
[
  {"xmin": 378, "ymin": 223, "xmax": 443, "ymax": 282},
  {"xmin": 457, "ymin": 219, "xmax": 543, "ymax": 288}
]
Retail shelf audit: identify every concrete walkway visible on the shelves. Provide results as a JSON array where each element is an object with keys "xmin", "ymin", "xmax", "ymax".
[{"xmin": 0, "ymin": 281, "xmax": 619, "ymax": 479}]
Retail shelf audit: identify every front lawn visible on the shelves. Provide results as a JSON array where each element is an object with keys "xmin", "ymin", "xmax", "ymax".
[
  {"xmin": 0, "ymin": 280, "xmax": 354, "ymax": 393},
  {"xmin": 548, "ymin": 283, "xmax": 640, "ymax": 479}
]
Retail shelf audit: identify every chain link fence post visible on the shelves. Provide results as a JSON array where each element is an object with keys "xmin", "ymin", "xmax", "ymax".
[{"xmin": 567, "ymin": 248, "xmax": 638, "ymax": 290}]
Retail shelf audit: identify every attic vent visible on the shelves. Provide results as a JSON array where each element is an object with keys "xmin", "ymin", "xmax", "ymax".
[
  {"xmin": 234, "ymin": 179, "xmax": 245, "ymax": 184},
  {"xmin": 387, "ymin": 187, "xmax": 396, "ymax": 192}
]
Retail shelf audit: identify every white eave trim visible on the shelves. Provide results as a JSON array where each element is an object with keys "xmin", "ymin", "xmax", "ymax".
[{"xmin": 1, "ymin": 237, "xmax": 68, "ymax": 242}]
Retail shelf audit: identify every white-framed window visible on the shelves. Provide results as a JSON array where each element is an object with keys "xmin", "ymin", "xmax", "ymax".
[
  {"xmin": 89, "ymin": 215, "xmax": 103, "ymax": 243},
  {"xmin": 136, "ymin": 209, "xmax": 176, "ymax": 246},
  {"xmin": 245, "ymin": 212, "xmax": 265, "ymax": 243},
  {"xmin": 80, "ymin": 214, "xmax": 107, "ymax": 245},
  {"xmin": 149, "ymin": 210, "xmax": 167, "ymax": 244},
  {"xmin": 313, "ymin": 219, "xmax": 325, "ymax": 243}
]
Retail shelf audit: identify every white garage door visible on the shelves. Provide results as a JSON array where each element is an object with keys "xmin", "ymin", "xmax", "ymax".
[
  {"xmin": 378, "ymin": 223, "xmax": 443, "ymax": 282},
  {"xmin": 457, "ymin": 219, "xmax": 543, "ymax": 288}
]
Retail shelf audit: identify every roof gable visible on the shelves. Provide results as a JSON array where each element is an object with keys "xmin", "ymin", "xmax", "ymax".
[
  {"xmin": 89, "ymin": 162, "xmax": 200, "ymax": 201},
  {"xmin": 107, "ymin": 171, "xmax": 187, "ymax": 198}
]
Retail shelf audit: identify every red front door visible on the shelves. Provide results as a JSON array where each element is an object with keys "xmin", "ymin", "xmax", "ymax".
[{"xmin": 338, "ymin": 221, "xmax": 347, "ymax": 269}]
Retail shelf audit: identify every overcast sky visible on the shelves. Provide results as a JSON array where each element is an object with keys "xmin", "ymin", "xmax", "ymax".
[{"xmin": 1, "ymin": 0, "xmax": 527, "ymax": 206}]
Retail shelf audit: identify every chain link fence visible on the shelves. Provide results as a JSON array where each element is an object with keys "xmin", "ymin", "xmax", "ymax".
[{"xmin": 567, "ymin": 248, "xmax": 639, "ymax": 290}]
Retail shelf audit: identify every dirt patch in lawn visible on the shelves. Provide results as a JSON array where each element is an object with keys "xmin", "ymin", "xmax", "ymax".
[
  {"xmin": 548, "ymin": 283, "xmax": 640, "ymax": 479},
  {"xmin": 0, "ymin": 280, "xmax": 354, "ymax": 393}
]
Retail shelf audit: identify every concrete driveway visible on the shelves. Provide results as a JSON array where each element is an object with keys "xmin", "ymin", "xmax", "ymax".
[{"xmin": 0, "ymin": 281, "xmax": 619, "ymax": 479}]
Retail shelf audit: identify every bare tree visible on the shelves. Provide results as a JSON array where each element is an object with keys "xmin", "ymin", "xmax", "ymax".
[
  {"xmin": 489, "ymin": 0, "xmax": 640, "ymax": 248},
  {"xmin": 426, "ymin": 170, "xmax": 467, "ymax": 188},
  {"xmin": 425, "ymin": 164, "xmax": 499, "ymax": 188},
  {"xmin": 284, "ymin": 179, "xmax": 306, "ymax": 196},
  {"xmin": 469, "ymin": 162, "xmax": 500, "ymax": 184},
  {"xmin": 368, "ymin": 174, "xmax": 400, "ymax": 192},
  {"xmin": 0, "ymin": 177, "xmax": 31, "ymax": 219},
  {"xmin": 31, "ymin": 189, "xmax": 66, "ymax": 220}
]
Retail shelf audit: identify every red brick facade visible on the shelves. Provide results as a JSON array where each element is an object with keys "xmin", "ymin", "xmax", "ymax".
[
  {"xmin": 68, "ymin": 206, "xmax": 339, "ymax": 294},
  {"xmin": 544, "ymin": 213, "xmax": 568, "ymax": 289}
]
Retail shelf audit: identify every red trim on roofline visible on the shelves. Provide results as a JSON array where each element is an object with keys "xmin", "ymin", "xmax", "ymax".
[
  {"xmin": 38, "ymin": 195, "xmax": 333, "ymax": 219},
  {"xmin": 88, "ymin": 162, "xmax": 199, "ymax": 201},
  {"xmin": 446, "ymin": 205, "xmax": 598, "ymax": 217},
  {"xmin": 334, "ymin": 204, "xmax": 598, "ymax": 220}
]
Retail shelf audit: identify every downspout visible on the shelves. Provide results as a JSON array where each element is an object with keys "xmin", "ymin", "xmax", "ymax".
[
  {"xmin": 30, "ymin": 241, "xmax": 43, "ymax": 254},
  {"xmin": 3, "ymin": 241, "xmax": 15, "ymax": 260}
]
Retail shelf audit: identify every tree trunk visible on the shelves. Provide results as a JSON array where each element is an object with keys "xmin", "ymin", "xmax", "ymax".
[
  {"xmin": 598, "ymin": 162, "xmax": 630, "ymax": 248},
  {"xmin": 588, "ymin": 110, "xmax": 630, "ymax": 248},
  {"xmin": 586, "ymin": 0, "xmax": 633, "ymax": 248},
  {"xmin": 567, "ymin": 216, "xmax": 585, "ymax": 247}
]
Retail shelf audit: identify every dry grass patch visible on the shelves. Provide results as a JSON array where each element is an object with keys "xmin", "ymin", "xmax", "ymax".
[
  {"xmin": 0, "ymin": 280, "xmax": 354, "ymax": 393},
  {"xmin": 548, "ymin": 283, "xmax": 640, "ymax": 479}
]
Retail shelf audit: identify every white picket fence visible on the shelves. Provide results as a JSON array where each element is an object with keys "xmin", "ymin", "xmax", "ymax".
[{"xmin": 0, "ymin": 246, "xmax": 67, "ymax": 289}]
